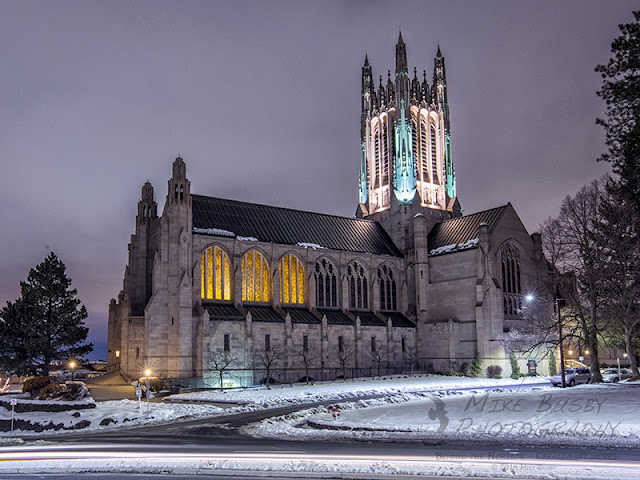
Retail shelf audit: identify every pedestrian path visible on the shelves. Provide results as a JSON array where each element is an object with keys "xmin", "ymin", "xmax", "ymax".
[{"xmin": 84, "ymin": 371, "xmax": 137, "ymax": 401}]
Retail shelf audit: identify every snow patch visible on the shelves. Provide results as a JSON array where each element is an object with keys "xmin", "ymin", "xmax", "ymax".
[
  {"xmin": 237, "ymin": 236, "xmax": 259, "ymax": 242},
  {"xmin": 296, "ymin": 242, "xmax": 326, "ymax": 250},
  {"xmin": 193, "ymin": 227, "xmax": 235, "ymax": 237},
  {"xmin": 429, "ymin": 238, "xmax": 479, "ymax": 256}
]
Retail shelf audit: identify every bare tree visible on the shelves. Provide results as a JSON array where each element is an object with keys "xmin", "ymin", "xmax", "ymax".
[
  {"xmin": 253, "ymin": 343, "xmax": 281, "ymax": 389},
  {"xmin": 546, "ymin": 178, "xmax": 610, "ymax": 383},
  {"xmin": 369, "ymin": 344, "xmax": 388, "ymax": 377},
  {"xmin": 208, "ymin": 348, "xmax": 239, "ymax": 392},
  {"xmin": 332, "ymin": 336, "xmax": 354, "ymax": 381},
  {"xmin": 298, "ymin": 339, "xmax": 319, "ymax": 384}
]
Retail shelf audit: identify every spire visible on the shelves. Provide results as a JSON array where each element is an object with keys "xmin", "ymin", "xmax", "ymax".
[
  {"xmin": 398, "ymin": 29, "xmax": 404, "ymax": 45},
  {"xmin": 437, "ymin": 44, "xmax": 442, "ymax": 57},
  {"xmin": 395, "ymin": 30, "xmax": 408, "ymax": 74},
  {"xmin": 364, "ymin": 53, "xmax": 369, "ymax": 67}
]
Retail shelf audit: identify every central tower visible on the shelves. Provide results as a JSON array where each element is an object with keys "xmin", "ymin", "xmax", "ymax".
[
  {"xmin": 359, "ymin": 34, "xmax": 457, "ymax": 212},
  {"xmin": 357, "ymin": 33, "xmax": 460, "ymax": 253}
]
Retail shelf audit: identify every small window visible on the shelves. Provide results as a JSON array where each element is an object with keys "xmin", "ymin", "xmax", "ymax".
[
  {"xmin": 265, "ymin": 334, "xmax": 271, "ymax": 352},
  {"xmin": 303, "ymin": 335, "xmax": 309, "ymax": 352},
  {"xmin": 115, "ymin": 350, "xmax": 120, "ymax": 358},
  {"xmin": 402, "ymin": 337, "xmax": 406, "ymax": 353},
  {"xmin": 136, "ymin": 347, "xmax": 140, "ymax": 359},
  {"xmin": 224, "ymin": 333, "xmax": 230, "ymax": 352},
  {"xmin": 338, "ymin": 336, "xmax": 344, "ymax": 353},
  {"xmin": 371, "ymin": 336, "xmax": 376, "ymax": 352}
]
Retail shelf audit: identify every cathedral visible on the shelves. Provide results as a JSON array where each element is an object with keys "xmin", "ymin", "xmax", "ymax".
[{"xmin": 107, "ymin": 34, "xmax": 551, "ymax": 388}]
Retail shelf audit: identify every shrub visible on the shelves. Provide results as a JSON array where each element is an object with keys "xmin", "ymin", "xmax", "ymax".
[
  {"xmin": 486, "ymin": 365, "xmax": 503, "ymax": 379},
  {"xmin": 63, "ymin": 382, "xmax": 89, "ymax": 401},
  {"xmin": 510, "ymin": 353, "xmax": 521, "ymax": 379},
  {"xmin": 22, "ymin": 376, "xmax": 50, "ymax": 395},
  {"xmin": 148, "ymin": 377, "xmax": 167, "ymax": 393},
  {"xmin": 39, "ymin": 384, "xmax": 66, "ymax": 400},
  {"xmin": 468, "ymin": 351, "xmax": 482, "ymax": 377}
]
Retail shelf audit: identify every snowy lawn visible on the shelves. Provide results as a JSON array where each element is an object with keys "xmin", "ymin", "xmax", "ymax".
[
  {"xmin": 165, "ymin": 373, "xmax": 547, "ymax": 407},
  {"xmin": 245, "ymin": 383, "xmax": 640, "ymax": 448},
  {"xmin": 0, "ymin": 374, "xmax": 543, "ymax": 438}
]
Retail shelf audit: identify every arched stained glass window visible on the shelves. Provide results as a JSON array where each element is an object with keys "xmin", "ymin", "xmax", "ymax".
[
  {"xmin": 378, "ymin": 265, "xmax": 397, "ymax": 311},
  {"xmin": 280, "ymin": 254, "xmax": 304, "ymax": 304},
  {"xmin": 347, "ymin": 261, "xmax": 368, "ymax": 309},
  {"xmin": 420, "ymin": 117, "xmax": 429, "ymax": 183},
  {"xmin": 501, "ymin": 243, "xmax": 522, "ymax": 316},
  {"xmin": 241, "ymin": 250, "xmax": 269, "ymax": 302},
  {"xmin": 315, "ymin": 258, "xmax": 337, "ymax": 307},
  {"xmin": 201, "ymin": 246, "xmax": 231, "ymax": 301}
]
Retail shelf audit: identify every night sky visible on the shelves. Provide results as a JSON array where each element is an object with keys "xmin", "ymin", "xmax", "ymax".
[{"xmin": 1, "ymin": 1, "xmax": 635, "ymax": 359}]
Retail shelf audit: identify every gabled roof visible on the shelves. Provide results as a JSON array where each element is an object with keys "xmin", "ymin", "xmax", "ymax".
[
  {"xmin": 352, "ymin": 311, "xmax": 387, "ymax": 327},
  {"xmin": 192, "ymin": 195, "xmax": 402, "ymax": 257},
  {"xmin": 247, "ymin": 305, "xmax": 284, "ymax": 323},
  {"xmin": 317, "ymin": 309, "xmax": 354, "ymax": 326},
  {"xmin": 427, "ymin": 204, "xmax": 508, "ymax": 255}
]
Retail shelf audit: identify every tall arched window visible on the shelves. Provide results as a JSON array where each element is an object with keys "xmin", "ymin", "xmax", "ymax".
[
  {"xmin": 373, "ymin": 123, "xmax": 380, "ymax": 189},
  {"xmin": 201, "ymin": 246, "xmax": 231, "ymax": 301},
  {"xmin": 315, "ymin": 258, "xmax": 337, "ymax": 307},
  {"xmin": 381, "ymin": 118, "xmax": 389, "ymax": 187},
  {"xmin": 501, "ymin": 243, "xmax": 522, "ymax": 316},
  {"xmin": 280, "ymin": 254, "xmax": 304, "ymax": 304},
  {"xmin": 430, "ymin": 122, "xmax": 438, "ymax": 184},
  {"xmin": 347, "ymin": 261, "xmax": 368, "ymax": 309},
  {"xmin": 378, "ymin": 265, "xmax": 397, "ymax": 311},
  {"xmin": 241, "ymin": 250, "xmax": 269, "ymax": 302},
  {"xmin": 420, "ymin": 117, "xmax": 428, "ymax": 183}
]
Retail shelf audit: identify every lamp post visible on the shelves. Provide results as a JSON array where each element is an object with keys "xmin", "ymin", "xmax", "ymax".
[
  {"xmin": 69, "ymin": 361, "xmax": 76, "ymax": 382},
  {"xmin": 144, "ymin": 369, "xmax": 152, "ymax": 412},
  {"xmin": 556, "ymin": 297, "xmax": 566, "ymax": 388}
]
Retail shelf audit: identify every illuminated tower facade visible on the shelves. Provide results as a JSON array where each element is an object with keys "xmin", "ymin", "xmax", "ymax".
[{"xmin": 359, "ymin": 34, "xmax": 457, "ymax": 214}]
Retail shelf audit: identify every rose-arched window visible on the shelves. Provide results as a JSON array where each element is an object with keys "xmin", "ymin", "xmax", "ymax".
[
  {"xmin": 201, "ymin": 246, "xmax": 231, "ymax": 301},
  {"xmin": 347, "ymin": 261, "xmax": 368, "ymax": 309},
  {"xmin": 241, "ymin": 250, "xmax": 269, "ymax": 302},
  {"xmin": 280, "ymin": 254, "xmax": 304, "ymax": 304},
  {"xmin": 501, "ymin": 243, "xmax": 522, "ymax": 316},
  {"xmin": 378, "ymin": 264, "xmax": 397, "ymax": 311},
  {"xmin": 315, "ymin": 258, "xmax": 337, "ymax": 307}
]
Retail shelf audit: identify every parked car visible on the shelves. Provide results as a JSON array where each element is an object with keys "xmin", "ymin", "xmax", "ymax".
[
  {"xmin": 550, "ymin": 368, "xmax": 591, "ymax": 387},
  {"xmin": 601, "ymin": 368, "xmax": 632, "ymax": 383}
]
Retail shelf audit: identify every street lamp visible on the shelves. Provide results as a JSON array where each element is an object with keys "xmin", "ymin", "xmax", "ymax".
[
  {"xmin": 69, "ymin": 361, "xmax": 76, "ymax": 382},
  {"xmin": 143, "ymin": 369, "xmax": 152, "ymax": 412},
  {"xmin": 555, "ymin": 297, "xmax": 567, "ymax": 388}
]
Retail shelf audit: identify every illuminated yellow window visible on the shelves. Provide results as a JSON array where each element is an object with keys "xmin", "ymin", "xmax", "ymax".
[
  {"xmin": 242, "ymin": 250, "xmax": 270, "ymax": 302},
  {"xmin": 279, "ymin": 254, "xmax": 304, "ymax": 304},
  {"xmin": 200, "ymin": 246, "xmax": 231, "ymax": 301}
]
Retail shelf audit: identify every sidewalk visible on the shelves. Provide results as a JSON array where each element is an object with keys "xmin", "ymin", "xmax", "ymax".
[{"xmin": 84, "ymin": 371, "xmax": 136, "ymax": 401}]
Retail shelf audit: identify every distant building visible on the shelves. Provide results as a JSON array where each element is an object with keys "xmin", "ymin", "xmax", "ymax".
[{"xmin": 108, "ymin": 35, "xmax": 551, "ymax": 387}]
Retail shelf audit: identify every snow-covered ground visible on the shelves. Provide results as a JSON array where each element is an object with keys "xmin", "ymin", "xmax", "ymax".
[
  {"xmin": 0, "ymin": 374, "xmax": 543, "ymax": 438},
  {"xmin": 245, "ymin": 383, "xmax": 640, "ymax": 449}
]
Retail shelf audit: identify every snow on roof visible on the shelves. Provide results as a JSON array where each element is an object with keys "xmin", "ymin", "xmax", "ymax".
[
  {"xmin": 296, "ymin": 242, "xmax": 326, "ymax": 250},
  {"xmin": 429, "ymin": 238, "xmax": 479, "ymax": 256},
  {"xmin": 193, "ymin": 227, "xmax": 236, "ymax": 237}
]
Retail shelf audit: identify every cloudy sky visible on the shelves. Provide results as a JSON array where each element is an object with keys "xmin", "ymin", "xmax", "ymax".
[{"xmin": 1, "ymin": 1, "xmax": 635, "ymax": 358}]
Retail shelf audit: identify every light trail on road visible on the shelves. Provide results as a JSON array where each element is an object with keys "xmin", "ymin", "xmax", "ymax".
[{"xmin": 1, "ymin": 445, "xmax": 639, "ymax": 479}]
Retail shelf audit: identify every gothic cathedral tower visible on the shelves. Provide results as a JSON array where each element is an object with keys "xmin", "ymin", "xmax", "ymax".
[{"xmin": 357, "ymin": 34, "xmax": 460, "ymax": 254}]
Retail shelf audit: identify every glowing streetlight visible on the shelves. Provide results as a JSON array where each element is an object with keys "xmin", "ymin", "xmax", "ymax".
[
  {"xmin": 568, "ymin": 350, "xmax": 573, "ymax": 355},
  {"xmin": 144, "ymin": 369, "xmax": 152, "ymax": 377},
  {"xmin": 143, "ymin": 369, "xmax": 152, "ymax": 412},
  {"xmin": 69, "ymin": 361, "xmax": 77, "ymax": 381},
  {"xmin": 525, "ymin": 294, "xmax": 534, "ymax": 302},
  {"xmin": 585, "ymin": 350, "xmax": 590, "ymax": 355}
]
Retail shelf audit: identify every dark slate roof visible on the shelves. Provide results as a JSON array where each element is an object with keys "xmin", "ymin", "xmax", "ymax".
[
  {"xmin": 352, "ymin": 311, "xmax": 387, "ymax": 327},
  {"xmin": 427, "ymin": 204, "xmax": 508, "ymax": 255},
  {"xmin": 386, "ymin": 313, "xmax": 416, "ymax": 328},
  {"xmin": 191, "ymin": 194, "xmax": 402, "ymax": 257},
  {"xmin": 317, "ymin": 309, "xmax": 354, "ymax": 326},
  {"xmin": 283, "ymin": 307, "xmax": 320, "ymax": 325},
  {"xmin": 205, "ymin": 303, "xmax": 245, "ymax": 321},
  {"xmin": 247, "ymin": 306, "xmax": 284, "ymax": 323}
]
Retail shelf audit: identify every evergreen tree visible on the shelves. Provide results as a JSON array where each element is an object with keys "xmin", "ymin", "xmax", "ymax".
[
  {"xmin": 0, "ymin": 253, "xmax": 92, "ymax": 376},
  {"xmin": 596, "ymin": 11, "xmax": 640, "ymax": 208}
]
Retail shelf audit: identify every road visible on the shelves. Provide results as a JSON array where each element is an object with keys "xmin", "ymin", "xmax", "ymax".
[{"xmin": 1, "ymin": 381, "xmax": 639, "ymax": 479}]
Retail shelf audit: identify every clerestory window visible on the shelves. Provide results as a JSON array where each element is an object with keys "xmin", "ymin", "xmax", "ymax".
[
  {"xmin": 241, "ymin": 250, "xmax": 269, "ymax": 302},
  {"xmin": 201, "ymin": 246, "xmax": 231, "ymax": 301},
  {"xmin": 280, "ymin": 254, "xmax": 304, "ymax": 304},
  {"xmin": 315, "ymin": 258, "xmax": 337, "ymax": 308}
]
